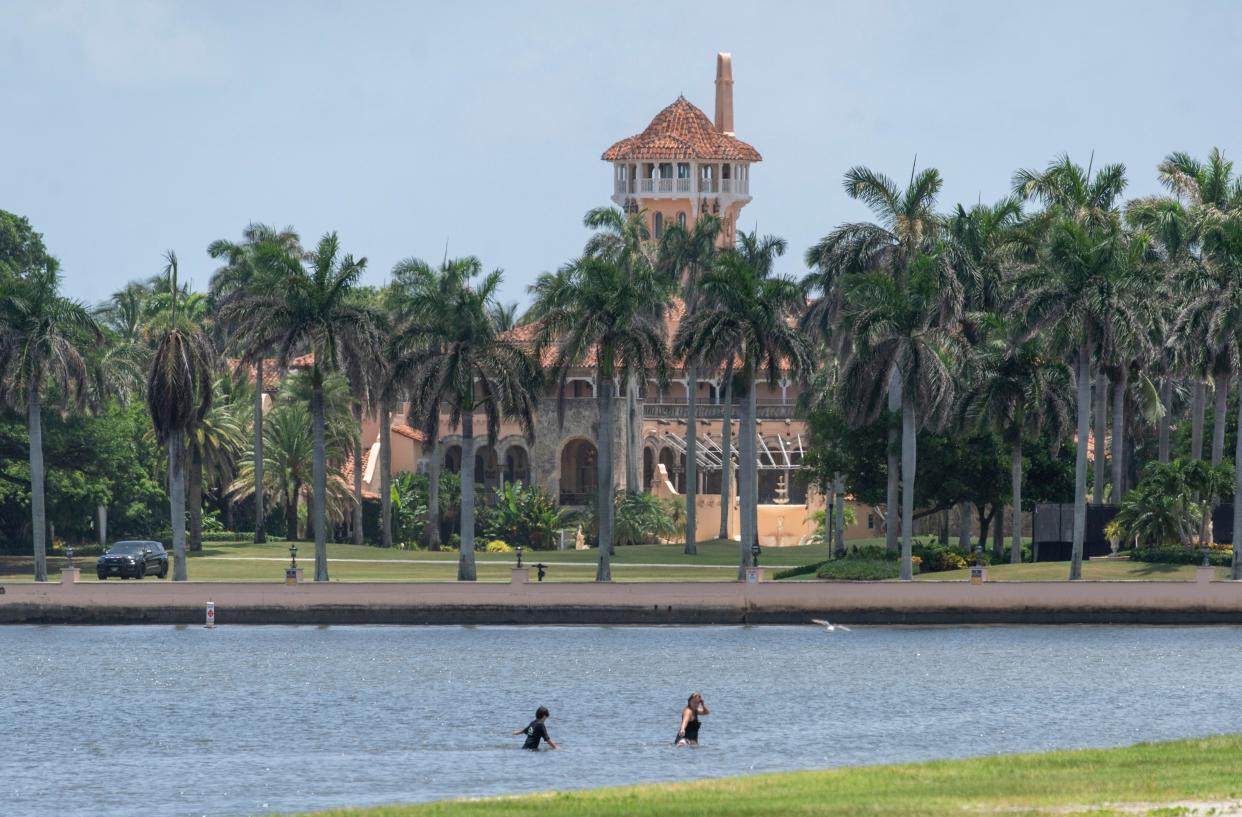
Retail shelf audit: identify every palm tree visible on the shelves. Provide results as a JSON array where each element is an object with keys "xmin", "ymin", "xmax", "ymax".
[
  {"xmin": 388, "ymin": 255, "xmax": 489, "ymax": 551},
  {"xmin": 209, "ymin": 224, "xmax": 302, "ymax": 543},
  {"xmin": 146, "ymin": 252, "xmax": 213, "ymax": 581},
  {"xmin": 677, "ymin": 231, "xmax": 811, "ymax": 578},
  {"xmin": 221, "ymin": 232, "xmax": 381, "ymax": 581},
  {"xmin": 836, "ymin": 249, "xmax": 962, "ymax": 580},
  {"xmin": 0, "ymin": 259, "xmax": 98, "ymax": 581},
  {"xmin": 529, "ymin": 254, "xmax": 669, "ymax": 581},
  {"xmin": 392, "ymin": 264, "xmax": 539, "ymax": 580},
  {"xmin": 581, "ymin": 207, "xmax": 666, "ymax": 496},
  {"xmin": 804, "ymin": 164, "xmax": 948, "ymax": 552},
  {"xmin": 186, "ymin": 386, "xmax": 245, "ymax": 551},
  {"xmin": 1012, "ymin": 155, "xmax": 1143, "ymax": 579},
  {"xmin": 658, "ymin": 214, "xmax": 721, "ymax": 554},
  {"xmin": 959, "ymin": 317, "xmax": 1073, "ymax": 562}
]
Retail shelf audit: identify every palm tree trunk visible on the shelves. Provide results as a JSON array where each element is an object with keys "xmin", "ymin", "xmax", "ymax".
[
  {"xmin": 886, "ymin": 373, "xmax": 902, "ymax": 551},
  {"xmin": 253, "ymin": 359, "xmax": 266, "ymax": 543},
  {"xmin": 718, "ymin": 363, "xmax": 734, "ymax": 539},
  {"xmin": 1093, "ymin": 370, "xmax": 1107, "ymax": 503},
  {"xmin": 189, "ymin": 444, "xmax": 203, "ymax": 553},
  {"xmin": 1191, "ymin": 381, "xmax": 1206, "ymax": 461},
  {"xmin": 1010, "ymin": 437, "xmax": 1023, "ymax": 564},
  {"xmin": 833, "ymin": 473, "xmax": 845, "ymax": 555},
  {"xmin": 458, "ymin": 409, "xmax": 477, "ymax": 581},
  {"xmin": 625, "ymin": 373, "xmax": 640, "ymax": 495},
  {"xmin": 28, "ymin": 385, "xmax": 48, "ymax": 582},
  {"xmin": 1233, "ymin": 373, "xmax": 1242, "ymax": 580},
  {"xmin": 379, "ymin": 398, "xmax": 393, "ymax": 549},
  {"xmin": 1071, "ymin": 345, "xmax": 1091, "ymax": 580},
  {"xmin": 169, "ymin": 429, "xmax": 188, "ymax": 581},
  {"xmin": 684, "ymin": 364, "xmax": 698, "ymax": 555},
  {"xmin": 352, "ymin": 404, "xmax": 364, "ymax": 546},
  {"xmin": 992, "ymin": 502, "xmax": 1004, "ymax": 560},
  {"xmin": 737, "ymin": 368, "xmax": 757, "ymax": 579},
  {"xmin": 1212, "ymin": 373, "xmax": 1229, "ymax": 466},
  {"xmin": 958, "ymin": 502, "xmax": 972, "ymax": 550},
  {"xmin": 97, "ymin": 504, "xmax": 107, "ymax": 547},
  {"xmin": 596, "ymin": 361, "xmax": 614, "ymax": 581},
  {"xmin": 1111, "ymin": 374, "xmax": 1126, "ymax": 503},
  {"xmin": 286, "ymin": 485, "xmax": 298, "ymax": 541},
  {"xmin": 899, "ymin": 385, "xmax": 916, "ymax": 581},
  {"xmin": 311, "ymin": 375, "xmax": 329, "ymax": 582},
  {"xmin": 427, "ymin": 417, "xmax": 441, "ymax": 550},
  {"xmin": 1158, "ymin": 377, "xmax": 1172, "ymax": 464}
]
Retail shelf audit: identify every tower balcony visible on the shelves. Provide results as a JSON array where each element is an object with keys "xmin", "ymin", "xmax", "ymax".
[{"xmin": 614, "ymin": 176, "xmax": 750, "ymax": 197}]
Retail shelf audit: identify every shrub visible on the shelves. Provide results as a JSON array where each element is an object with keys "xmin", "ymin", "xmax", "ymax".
[
  {"xmin": 613, "ymin": 493, "xmax": 679, "ymax": 546},
  {"xmin": 912, "ymin": 543, "xmax": 978, "ymax": 573},
  {"xmin": 483, "ymin": 482, "xmax": 575, "ymax": 550},
  {"xmin": 773, "ymin": 561, "xmax": 826, "ymax": 580},
  {"xmin": 1132, "ymin": 545, "xmax": 1232, "ymax": 567},
  {"xmin": 485, "ymin": 539, "xmax": 513, "ymax": 553},
  {"xmin": 843, "ymin": 544, "xmax": 898, "ymax": 562},
  {"xmin": 816, "ymin": 559, "xmax": 901, "ymax": 580}
]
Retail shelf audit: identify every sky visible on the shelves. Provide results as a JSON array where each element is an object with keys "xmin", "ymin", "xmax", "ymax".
[{"xmin": 2, "ymin": 1, "xmax": 1241, "ymax": 310}]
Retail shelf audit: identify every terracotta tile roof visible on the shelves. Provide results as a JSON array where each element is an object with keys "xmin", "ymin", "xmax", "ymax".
[
  {"xmin": 226, "ymin": 358, "xmax": 281, "ymax": 390},
  {"xmin": 341, "ymin": 450, "xmax": 380, "ymax": 500},
  {"xmin": 390, "ymin": 422, "xmax": 426, "ymax": 442},
  {"xmin": 602, "ymin": 97, "xmax": 761, "ymax": 163}
]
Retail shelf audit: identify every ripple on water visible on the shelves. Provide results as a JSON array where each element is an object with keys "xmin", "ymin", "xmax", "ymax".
[{"xmin": 1, "ymin": 624, "xmax": 1241, "ymax": 817}]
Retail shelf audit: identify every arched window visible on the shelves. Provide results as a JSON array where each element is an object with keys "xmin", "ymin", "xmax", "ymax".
[
  {"xmin": 677, "ymin": 212, "xmax": 686, "ymax": 229},
  {"xmin": 654, "ymin": 212, "xmax": 664, "ymax": 239}
]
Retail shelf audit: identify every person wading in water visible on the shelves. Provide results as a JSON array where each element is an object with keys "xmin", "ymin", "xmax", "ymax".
[
  {"xmin": 514, "ymin": 706, "xmax": 559, "ymax": 750},
  {"xmin": 675, "ymin": 692, "xmax": 709, "ymax": 747}
]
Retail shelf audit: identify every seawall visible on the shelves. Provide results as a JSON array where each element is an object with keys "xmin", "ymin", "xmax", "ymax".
[{"xmin": 2, "ymin": 568, "xmax": 1241, "ymax": 625}]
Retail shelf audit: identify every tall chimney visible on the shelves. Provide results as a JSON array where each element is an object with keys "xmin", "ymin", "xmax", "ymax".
[{"xmin": 714, "ymin": 52, "xmax": 734, "ymax": 135}]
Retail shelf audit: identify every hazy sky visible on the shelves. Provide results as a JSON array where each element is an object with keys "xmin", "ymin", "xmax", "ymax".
[{"xmin": 3, "ymin": 1, "xmax": 1240, "ymax": 309}]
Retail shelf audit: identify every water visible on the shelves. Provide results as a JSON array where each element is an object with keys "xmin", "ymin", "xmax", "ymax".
[{"xmin": 2, "ymin": 625, "xmax": 1241, "ymax": 817}]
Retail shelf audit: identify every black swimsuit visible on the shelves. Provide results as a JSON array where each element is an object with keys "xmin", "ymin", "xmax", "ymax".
[
  {"xmin": 677, "ymin": 710, "xmax": 701, "ymax": 744},
  {"xmin": 522, "ymin": 719, "xmax": 550, "ymax": 750}
]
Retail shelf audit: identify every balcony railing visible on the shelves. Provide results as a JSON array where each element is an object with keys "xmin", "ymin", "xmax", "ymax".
[
  {"xmin": 615, "ymin": 176, "xmax": 749, "ymax": 198},
  {"xmin": 643, "ymin": 402, "xmax": 795, "ymax": 420}
]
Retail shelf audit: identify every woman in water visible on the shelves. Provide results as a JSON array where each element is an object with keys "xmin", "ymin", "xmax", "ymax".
[
  {"xmin": 514, "ymin": 705, "xmax": 558, "ymax": 750},
  {"xmin": 675, "ymin": 692, "xmax": 709, "ymax": 747}
]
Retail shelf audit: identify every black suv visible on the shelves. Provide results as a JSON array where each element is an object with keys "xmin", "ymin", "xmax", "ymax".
[{"xmin": 96, "ymin": 540, "xmax": 169, "ymax": 580}]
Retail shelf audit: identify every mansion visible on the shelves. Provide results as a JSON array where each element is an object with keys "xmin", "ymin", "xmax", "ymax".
[{"xmin": 356, "ymin": 54, "xmax": 871, "ymax": 546}]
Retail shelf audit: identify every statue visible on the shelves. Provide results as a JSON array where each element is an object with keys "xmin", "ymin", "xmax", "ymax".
[{"xmin": 575, "ymin": 525, "xmax": 587, "ymax": 550}]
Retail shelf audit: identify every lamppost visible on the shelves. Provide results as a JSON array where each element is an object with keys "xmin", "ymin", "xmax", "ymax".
[
  {"xmin": 516, "ymin": 546, "xmax": 523, "ymax": 569},
  {"xmin": 750, "ymin": 540, "xmax": 761, "ymax": 568},
  {"xmin": 289, "ymin": 543, "xmax": 298, "ymax": 570}
]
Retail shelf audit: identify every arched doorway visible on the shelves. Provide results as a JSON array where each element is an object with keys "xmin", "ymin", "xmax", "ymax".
[
  {"xmin": 504, "ymin": 446, "xmax": 530, "ymax": 486},
  {"xmin": 642, "ymin": 446, "xmax": 655, "ymax": 492},
  {"xmin": 474, "ymin": 446, "xmax": 500, "ymax": 491},
  {"xmin": 559, "ymin": 438, "xmax": 597, "ymax": 505},
  {"xmin": 443, "ymin": 445, "xmax": 462, "ymax": 475}
]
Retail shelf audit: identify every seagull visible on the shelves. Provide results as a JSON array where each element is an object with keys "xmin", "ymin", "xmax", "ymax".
[{"xmin": 811, "ymin": 619, "xmax": 851, "ymax": 632}]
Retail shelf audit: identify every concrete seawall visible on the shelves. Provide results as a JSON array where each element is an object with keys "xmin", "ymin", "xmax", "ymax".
[{"xmin": 2, "ymin": 568, "xmax": 1242, "ymax": 625}]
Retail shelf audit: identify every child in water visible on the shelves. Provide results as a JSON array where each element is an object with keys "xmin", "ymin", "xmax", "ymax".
[{"xmin": 515, "ymin": 706, "xmax": 559, "ymax": 750}]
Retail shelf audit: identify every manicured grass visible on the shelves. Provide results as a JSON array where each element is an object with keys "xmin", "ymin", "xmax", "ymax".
[
  {"xmin": 0, "ymin": 537, "xmax": 829, "ymax": 582},
  {"xmin": 286, "ymin": 733, "xmax": 1242, "ymax": 816},
  {"xmin": 913, "ymin": 560, "xmax": 1231, "ymax": 582}
]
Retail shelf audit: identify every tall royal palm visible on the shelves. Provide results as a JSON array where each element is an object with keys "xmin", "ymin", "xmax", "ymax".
[
  {"xmin": 837, "ymin": 250, "xmax": 962, "ymax": 580},
  {"xmin": 803, "ymin": 165, "xmax": 947, "ymax": 552},
  {"xmin": 221, "ymin": 232, "xmax": 382, "ymax": 581},
  {"xmin": 1012, "ymin": 156, "xmax": 1148, "ymax": 578},
  {"xmin": 0, "ymin": 256, "xmax": 98, "ymax": 581},
  {"xmin": 391, "ymin": 264, "xmax": 539, "ymax": 581},
  {"xmin": 388, "ymin": 255, "xmax": 487, "ymax": 551},
  {"xmin": 958, "ymin": 317, "xmax": 1073, "ymax": 563},
  {"xmin": 146, "ymin": 252, "xmax": 213, "ymax": 581},
  {"xmin": 658, "ymin": 214, "xmax": 721, "ymax": 554},
  {"xmin": 209, "ymin": 224, "xmax": 302, "ymax": 543},
  {"xmin": 676, "ymin": 232, "xmax": 811, "ymax": 578},
  {"xmin": 529, "ymin": 255, "xmax": 669, "ymax": 581},
  {"xmin": 581, "ymin": 207, "xmax": 667, "ymax": 496}
]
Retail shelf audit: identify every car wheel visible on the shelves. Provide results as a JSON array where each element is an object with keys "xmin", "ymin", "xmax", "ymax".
[
  {"xmin": 159, "ymin": 563, "xmax": 168, "ymax": 579},
  {"xmin": 136, "ymin": 564, "xmax": 146, "ymax": 580},
  {"xmin": 97, "ymin": 574, "xmax": 107, "ymax": 581}
]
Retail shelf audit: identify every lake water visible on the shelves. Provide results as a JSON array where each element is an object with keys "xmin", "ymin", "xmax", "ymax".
[{"xmin": 3, "ymin": 625, "xmax": 1242, "ymax": 817}]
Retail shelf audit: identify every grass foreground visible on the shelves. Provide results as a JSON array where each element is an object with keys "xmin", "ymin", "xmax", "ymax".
[{"xmin": 288, "ymin": 734, "xmax": 1242, "ymax": 817}]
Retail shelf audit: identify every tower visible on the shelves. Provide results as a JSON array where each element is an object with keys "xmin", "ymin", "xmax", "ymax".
[{"xmin": 602, "ymin": 52, "xmax": 761, "ymax": 248}]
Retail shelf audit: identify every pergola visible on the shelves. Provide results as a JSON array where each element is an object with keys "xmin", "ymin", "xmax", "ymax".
[{"xmin": 652, "ymin": 430, "xmax": 805, "ymax": 471}]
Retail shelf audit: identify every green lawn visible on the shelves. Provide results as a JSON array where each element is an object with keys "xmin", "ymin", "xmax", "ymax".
[
  {"xmin": 1, "ymin": 538, "xmax": 1230, "ymax": 582},
  {"xmin": 286, "ymin": 734, "xmax": 1242, "ymax": 817},
  {"xmin": 0, "ymin": 537, "xmax": 828, "ymax": 582}
]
